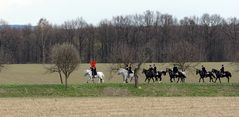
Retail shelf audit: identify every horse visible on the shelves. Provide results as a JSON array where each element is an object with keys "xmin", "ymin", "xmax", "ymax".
[
  {"xmin": 84, "ymin": 69, "xmax": 104, "ymax": 83},
  {"xmin": 154, "ymin": 71, "xmax": 167, "ymax": 82},
  {"xmin": 211, "ymin": 69, "xmax": 232, "ymax": 83},
  {"xmin": 166, "ymin": 68, "xmax": 186, "ymax": 83},
  {"xmin": 142, "ymin": 69, "xmax": 155, "ymax": 83},
  {"xmin": 117, "ymin": 68, "xmax": 134, "ymax": 83},
  {"xmin": 196, "ymin": 69, "xmax": 215, "ymax": 83}
]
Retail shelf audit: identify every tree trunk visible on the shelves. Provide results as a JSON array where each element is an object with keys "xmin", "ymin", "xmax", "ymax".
[
  {"xmin": 65, "ymin": 77, "xmax": 67, "ymax": 89},
  {"xmin": 134, "ymin": 75, "xmax": 138, "ymax": 88},
  {"xmin": 64, "ymin": 74, "xmax": 68, "ymax": 89},
  {"xmin": 58, "ymin": 71, "xmax": 63, "ymax": 84}
]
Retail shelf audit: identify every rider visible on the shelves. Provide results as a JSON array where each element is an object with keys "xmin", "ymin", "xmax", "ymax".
[
  {"xmin": 149, "ymin": 65, "xmax": 154, "ymax": 74},
  {"xmin": 173, "ymin": 64, "xmax": 178, "ymax": 76},
  {"xmin": 201, "ymin": 65, "xmax": 207, "ymax": 75},
  {"xmin": 125, "ymin": 64, "xmax": 133, "ymax": 78},
  {"xmin": 125, "ymin": 64, "xmax": 129, "ymax": 70},
  {"xmin": 128, "ymin": 64, "xmax": 133, "ymax": 75},
  {"xmin": 153, "ymin": 64, "xmax": 157, "ymax": 74},
  {"xmin": 220, "ymin": 64, "xmax": 225, "ymax": 75},
  {"xmin": 90, "ymin": 58, "xmax": 97, "ymax": 78}
]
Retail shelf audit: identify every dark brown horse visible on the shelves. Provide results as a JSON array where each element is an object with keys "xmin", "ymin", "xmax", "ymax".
[
  {"xmin": 142, "ymin": 69, "xmax": 155, "ymax": 83},
  {"xmin": 212, "ymin": 69, "xmax": 232, "ymax": 83},
  {"xmin": 154, "ymin": 71, "xmax": 167, "ymax": 82},
  {"xmin": 196, "ymin": 69, "xmax": 215, "ymax": 83},
  {"xmin": 166, "ymin": 68, "xmax": 186, "ymax": 83}
]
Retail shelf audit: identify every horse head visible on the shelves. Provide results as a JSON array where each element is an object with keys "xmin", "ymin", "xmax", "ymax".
[
  {"xmin": 211, "ymin": 69, "xmax": 218, "ymax": 73},
  {"xmin": 84, "ymin": 69, "xmax": 92, "ymax": 76},
  {"xmin": 142, "ymin": 69, "xmax": 147, "ymax": 74},
  {"xmin": 196, "ymin": 69, "xmax": 200, "ymax": 75},
  {"xmin": 161, "ymin": 71, "xmax": 167, "ymax": 75},
  {"xmin": 166, "ymin": 68, "xmax": 172, "ymax": 73}
]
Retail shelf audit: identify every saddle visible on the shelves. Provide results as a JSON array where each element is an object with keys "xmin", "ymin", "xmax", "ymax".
[
  {"xmin": 173, "ymin": 72, "xmax": 178, "ymax": 76},
  {"xmin": 155, "ymin": 72, "xmax": 159, "ymax": 75},
  {"xmin": 220, "ymin": 72, "xmax": 225, "ymax": 76}
]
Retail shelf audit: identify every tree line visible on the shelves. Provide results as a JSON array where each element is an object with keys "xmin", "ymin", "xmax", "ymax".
[{"xmin": 0, "ymin": 10, "xmax": 239, "ymax": 64}]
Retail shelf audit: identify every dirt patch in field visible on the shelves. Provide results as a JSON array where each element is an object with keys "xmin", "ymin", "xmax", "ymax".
[{"xmin": 0, "ymin": 97, "xmax": 239, "ymax": 117}]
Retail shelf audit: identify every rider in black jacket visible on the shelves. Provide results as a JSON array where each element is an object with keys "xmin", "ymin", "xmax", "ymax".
[
  {"xmin": 220, "ymin": 64, "xmax": 225, "ymax": 75},
  {"xmin": 153, "ymin": 64, "xmax": 157, "ymax": 74},
  {"xmin": 173, "ymin": 64, "xmax": 178, "ymax": 75},
  {"xmin": 202, "ymin": 65, "xmax": 207, "ymax": 75}
]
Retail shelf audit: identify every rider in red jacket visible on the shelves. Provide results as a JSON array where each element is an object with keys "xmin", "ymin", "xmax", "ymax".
[{"xmin": 90, "ymin": 59, "xmax": 97, "ymax": 77}]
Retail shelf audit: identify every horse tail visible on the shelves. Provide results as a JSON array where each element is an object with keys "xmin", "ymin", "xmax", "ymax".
[
  {"xmin": 101, "ymin": 72, "xmax": 105, "ymax": 79},
  {"xmin": 99, "ymin": 72, "xmax": 104, "ymax": 83}
]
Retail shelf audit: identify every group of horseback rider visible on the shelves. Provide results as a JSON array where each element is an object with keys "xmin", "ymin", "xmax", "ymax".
[
  {"xmin": 201, "ymin": 64, "xmax": 225, "ymax": 75},
  {"xmin": 90, "ymin": 59, "xmax": 226, "ymax": 79},
  {"xmin": 125, "ymin": 64, "xmax": 177, "ymax": 76}
]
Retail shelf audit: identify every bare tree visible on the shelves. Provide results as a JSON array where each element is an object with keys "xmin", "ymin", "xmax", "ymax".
[
  {"xmin": 110, "ymin": 41, "xmax": 152, "ymax": 88},
  {"xmin": 36, "ymin": 18, "xmax": 52, "ymax": 63},
  {"xmin": 0, "ymin": 11, "xmax": 239, "ymax": 64},
  {"xmin": 169, "ymin": 40, "xmax": 201, "ymax": 72},
  {"xmin": 50, "ymin": 43, "xmax": 80, "ymax": 89}
]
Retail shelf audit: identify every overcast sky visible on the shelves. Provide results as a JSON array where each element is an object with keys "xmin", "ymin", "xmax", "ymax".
[{"xmin": 0, "ymin": 0, "xmax": 238, "ymax": 25}]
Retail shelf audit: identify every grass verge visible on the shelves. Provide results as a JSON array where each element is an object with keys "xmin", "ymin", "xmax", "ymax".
[{"xmin": 0, "ymin": 83, "xmax": 239, "ymax": 97}]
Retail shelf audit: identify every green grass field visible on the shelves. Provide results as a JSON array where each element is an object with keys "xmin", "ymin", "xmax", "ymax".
[
  {"xmin": 0, "ymin": 83, "xmax": 239, "ymax": 97},
  {"xmin": 0, "ymin": 63, "xmax": 238, "ymax": 84}
]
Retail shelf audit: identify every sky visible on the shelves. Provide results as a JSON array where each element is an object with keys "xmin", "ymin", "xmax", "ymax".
[{"xmin": 0, "ymin": 0, "xmax": 238, "ymax": 25}]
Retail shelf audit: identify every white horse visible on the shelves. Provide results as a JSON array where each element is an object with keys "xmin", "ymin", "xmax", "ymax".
[
  {"xmin": 84, "ymin": 69, "xmax": 104, "ymax": 83},
  {"xmin": 117, "ymin": 68, "xmax": 134, "ymax": 83}
]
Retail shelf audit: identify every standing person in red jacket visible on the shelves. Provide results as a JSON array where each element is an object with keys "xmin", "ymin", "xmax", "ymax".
[{"xmin": 90, "ymin": 59, "xmax": 97, "ymax": 78}]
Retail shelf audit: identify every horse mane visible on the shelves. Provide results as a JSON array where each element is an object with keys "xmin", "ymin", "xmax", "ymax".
[
  {"xmin": 166, "ymin": 68, "xmax": 172, "ymax": 71},
  {"xmin": 212, "ymin": 68, "xmax": 219, "ymax": 72}
]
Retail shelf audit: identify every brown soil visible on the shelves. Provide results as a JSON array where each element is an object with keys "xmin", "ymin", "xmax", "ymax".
[{"xmin": 0, "ymin": 97, "xmax": 238, "ymax": 117}]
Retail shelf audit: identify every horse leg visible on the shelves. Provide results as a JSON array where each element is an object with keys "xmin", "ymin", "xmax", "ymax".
[
  {"xmin": 159, "ymin": 77, "xmax": 162, "ymax": 83},
  {"xmin": 203, "ymin": 78, "xmax": 205, "ymax": 83},
  {"xmin": 92, "ymin": 78, "xmax": 95, "ymax": 83},
  {"xmin": 152, "ymin": 77, "xmax": 155, "ymax": 83},
  {"xmin": 199, "ymin": 78, "xmax": 201, "ymax": 83},
  {"xmin": 130, "ymin": 77, "xmax": 133, "ymax": 82},
  {"xmin": 87, "ymin": 77, "xmax": 90, "ymax": 83},
  {"xmin": 177, "ymin": 78, "xmax": 180, "ymax": 83},
  {"xmin": 227, "ymin": 77, "xmax": 230, "ymax": 83},
  {"xmin": 219, "ymin": 78, "xmax": 221, "ymax": 83},
  {"xmin": 98, "ymin": 77, "xmax": 103, "ymax": 83},
  {"xmin": 211, "ymin": 76, "xmax": 214, "ymax": 83},
  {"xmin": 123, "ymin": 77, "xmax": 126, "ymax": 83}
]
